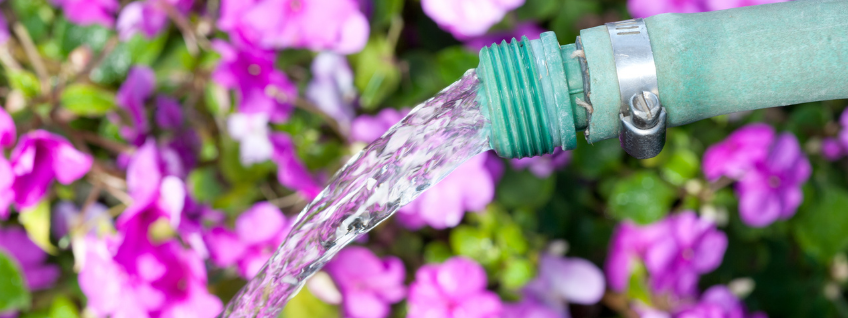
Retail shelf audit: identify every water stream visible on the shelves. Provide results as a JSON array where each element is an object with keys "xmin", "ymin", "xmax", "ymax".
[{"xmin": 223, "ymin": 70, "xmax": 492, "ymax": 317}]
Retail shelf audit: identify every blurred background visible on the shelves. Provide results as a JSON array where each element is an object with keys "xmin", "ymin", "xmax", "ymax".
[{"xmin": 1, "ymin": 0, "xmax": 848, "ymax": 317}]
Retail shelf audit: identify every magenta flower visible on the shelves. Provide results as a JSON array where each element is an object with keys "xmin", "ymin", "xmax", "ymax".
[
  {"xmin": 464, "ymin": 23, "xmax": 546, "ymax": 51},
  {"xmin": 821, "ymin": 137, "xmax": 842, "ymax": 161},
  {"xmin": 306, "ymin": 52, "xmax": 357, "ymax": 132},
  {"xmin": 350, "ymin": 108, "xmax": 409, "ymax": 143},
  {"xmin": 212, "ymin": 40, "xmax": 296, "ymax": 123},
  {"xmin": 606, "ymin": 211, "xmax": 727, "ymax": 298},
  {"xmin": 522, "ymin": 254, "xmax": 605, "ymax": 315},
  {"xmin": 117, "ymin": 0, "xmax": 193, "ymax": 40},
  {"xmin": 703, "ymin": 0, "xmax": 788, "ymax": 12},
  {"xmin": 627, "ymin": 0, "xmax": 786, "ymax": 18},
  {"xmin": 218, "ymin": 0, "xmax": 369, "ymax": 54},
  {"xmin": 155, "ymin": 96, "xmax": 184, "ymax": 130},
  {"xmin": 51, "ymin": 0, "xmax": 119, "ymax": 27},
  {"xmin": 323, "ymin": 246, "xmax": 406, "ymax": 318},
  {"xmin": 421, "ymin": 0, "xmax": 525, "ymax": 39},
  {"xmin": 228, "ymin": 113, "xmax": 274, "ymax": 165},
  {"xmin": 703, "ymin": 124, "xmax": 775, "ymax": 181},
  {"xmin": 52, "ymin": 200, "xmax": 110, "ymax": 239},
  {"xmin": 0, "ymin": 9, "xmax": 8, "ymax": 44},
  {"xmin": 502, "ymin": 299, "xmax": 560, "ymax": 318},
  {"xmin": 674, "ymin": 285, "xmax": 767, "ymax": 318},
  {"xmin": 0, "ymin": 107, "xmax": 15, "ymax": 148},
  {"xmin": 116, "ymin": 66, "xmax": 156, "ymax": 144},
  {"xmin": 205, "ymin": 202, "xmax": 291, "ymax": 278},
  {"xmin": 838, "ymin": 108, "xmax": 848, "ymax": 150},
  {"xmin": 6, "ymin": 130, "xmax": 92, "ymax": 211},
  {"xmin": 78, "ymin": 234, "xmax": 223, "ymax": 317},
  {"xmin": 0, "ymin": 226, "xmax": 60, "ymax": 291},
  {"xmin": 510, "ymin": 148, "xmax": 571, "ymax": 178},
  {"xmin": 736, "ymin": 133, "xmax": 810, "ymax": 227},
  {"xmin": 270, "ymin": 133, "xmax": 322, "ymax": 198},
  {"xmin": 407, "ymin": 257, "xmax": 503, "ymax": 318}
]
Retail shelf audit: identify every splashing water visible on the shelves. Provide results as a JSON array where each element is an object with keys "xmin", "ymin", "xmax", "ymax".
[{"xmin": 223, "ymin": 70, "xmax": 491, "ymax": 317}]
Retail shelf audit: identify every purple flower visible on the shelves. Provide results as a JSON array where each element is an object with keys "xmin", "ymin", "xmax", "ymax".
[
  {"xmin": 228, "ymin": 113, "xmax": 274, "ymax": 165},
  {"xmin": 627, "ymin": 0, "xmax": 787, "ymax": 18},
  {"xmin": 205, "ymin": 202, "xmax": 291, "ymax": 278},
  {"xmin": 421, "ymin": 0, "xmax": 525, "ymax": 39},
  {"xmin": 502, "ymin": 299, "xmax": 560, "ymax": 318},
  {"xmin": 703, "ymin": 124, "xmax": 775, "ymax": 181},
  {"xmin": 407, "ymin": 257, "xmax": 502, "ymax": 318},
  {"xmin": 117, "ymin": 66, "xmax": 156, "ymax": 144},
  {"xmin": 510, "ymin": 148, "xmax": 571, "ymax": 178},
  {"xmin": 396, "ymin": 152, "xmax": 498, "ymax": 229},
  {"xmin": 306, "ymin": 52, "xmax": 357, "ymax": 132},
  {"xmin": 51, "ymin": 0, "xmax": 119, "ymax": 27},
  {"xmin": 464, "ymin": 23, "xmax": 546, "ymax": 51},
  {"xmin": 703, "ymin": 0, "xmax": 788, "ymax": 12},
  {"xmin": 0, "ymin": 226, "xmax": 60, "ymax": 291},
  {"xmin": 78, "ymin": 234, "xmax": 223, "ymax": 317},
  {"xmin": 350, "ymin": 108, "xmax": 409, "ymax": 143},
  {"xmin": 736, "ymin": 133, "xmax": 810, "ymax": 227},
  {"xmin": 323, "ymin": 246, "xmax": 406, "ymax": 318},
  {"xmin": 838, "ymin": 108, "xmax": 848, "ymax": 150},
  {"xmin": 52, "ymin": 200, "xmax": 110, "ymax": 239},
  {"xmin": 270, "ymin": 133, "xmax": 322, "ymax": 199},
  {"xmin": 0, "ymin": 10, "xmax": 9, "ymax": 44},
  {"xmin": 155, "ymin": 96, "xmax": 184, "ymax": 130},
  {"xmin": 674, "ymin": 285, "xmax": 767, "ymax": 318},
  {"xmin": 212, "ymin": 40, "xmax": 296, "ymax": 123},
  {"xmin": 821, "ymin": 137, "xmax": 843, "ymax": 161},
  {"xmin": 0, "ymin": 106, "xmax": 15, "ymax": 148},
  {"xmin": 521, "ymin": 255, "xmax": 605, "ymax": 316},
  {"xmin": 6, "ymin": 130, "xmax": 92, "ymax": 210},
  {"xmin": 606, "ymin": 211, "xmax": 727, "ymax": 298},
  {"xmin": 218, "ymin": 0, "xmax": 370, "ymax": 54},
  {"xmin": 117, "ymin": 0, "xmax": 194, "ymax": 40}
]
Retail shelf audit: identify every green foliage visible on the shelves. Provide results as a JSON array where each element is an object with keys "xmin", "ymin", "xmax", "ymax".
[
  {"xmin": 281, "ymin": 287, "xmax": 339, "ymax": 318},
  {"xmin": 496, "ymin": 169, "xmax": 555, "ymax": 209},
  {"xmin": 8, "ymin": 70, "xmax": 42, "ymax": 99},
  {"xmin": 793, "ymin": 187, "xmax": 848, "ymax": 262},
  {"xmin": 19, "ymin": 200, "xmax": 57, "ymax": 254},
  {"xmin": 607, "ymin": 171, "xmax": 676, "ymax": 224},
  {"xmin": 352, "ymin": 36, "xmax": 401, "ymax": 110},
  {"xmin": 0, "ymin": 251, "xmax": 30, "ymax": 312},
  {"xmin": 60, "ymin": 84, "xmax": 117, "ymax": 116}
]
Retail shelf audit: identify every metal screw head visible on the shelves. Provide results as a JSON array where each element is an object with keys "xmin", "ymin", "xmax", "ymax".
[{"xmin": 629, "ymin": 91, "xmax": 661, "ymax": 129}]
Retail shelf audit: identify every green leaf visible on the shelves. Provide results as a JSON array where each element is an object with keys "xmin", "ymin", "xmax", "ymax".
[
  {"xmin": 60, "ymin": 83, "xmax": 117, "ymax": 116},
  {"xmin": 56, "ymin": 19, "xmax": 112, "ymax": 56},
  {"xmin": 572, "ymin": 137, "xmax": 623, "ymax": 178},
  {"xmin": 8, "ymin": 71, "xmax": 42, "ymax": 99},
  {"xmin": 625, "ymin": 261, "xmax": 652, "ymax": 306},
  {"xmin": 352, "ymin": 36, "xmax": 400, "ymax": 110},
  {"xmin": 793, "ymin": 187, "xmax": 848, "ymax": 262},
  {"xmin": 450, "ymin": 225, "xmax": 501, "ymax": 266},
  {"xmin": 371, "ymin": 0, "xmax": 404, "ymax": 28},
  {"xmin": 281, "ymin": 286, "xmax": 339, "ymax": 318},
  {"xmin": 660, "ymin": 149, "xmax": 700, "ymax": 186},
  {"xmin": 188, "ymin": 167, "xmax": 225, "ymax": 204},
  {"xmin": 515, "ymin": 0, "xmax": 562, "ymax": 22},
  {"xmin": 90, "ymin": 43, "xmax": 132, "ymax": 85},
  {"xmin": 496, "ymin": 169, "xmax": 555, "ymax": 209},
  {"xmin": 20, "ymin": 200, "xmax": 57, "ymax": 254},
  {"xmin": 496, "ymin": 223, "xmax": 529, "ymax": 255},
  {"xmin": 424, "ymin": 241, "xmax": 453, "ymax": 264},
  {"xmin": 500, "ymin": 257, "xmax": 536, "ymax": 290},
  {"xmin": 49, "ymin": 296, "xmax": 80, "ymax": 318},
  {"xmin": 10, "ymin": 0, "xmax": 53, "ymax": 43},
  {"xmin": 126, "ymin": 33, "xmax": 169, "ymax": 66},
  {"xmin": 435, "ymin": 46, "xmax": 479, "ymax": 85},
  {"xmin": 551, "ymin": 0, "xmax": 602, "ymax": 42},
  {"xmin": 0, "ymin": 251, "xmax": 31, "ymax": 312},
  {"xmin": 607, "ymin": 171, "xmax": 676, "ymax": 224}
]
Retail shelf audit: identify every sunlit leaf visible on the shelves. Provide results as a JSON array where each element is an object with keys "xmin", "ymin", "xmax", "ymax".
[
  {"xmin": 607, "ymin": 171, "xmax": 676, "ymax": 224},
  {"xmin": 60, "ymin": 83, "xmax": 117, "ymax": 116},
  {"xmin": 0, "ymin": 251, "xmax": 30, "ymax": 312},
  {"xmin": 19, "ymin": 200, "xmax": 57, "ymax": 254}
]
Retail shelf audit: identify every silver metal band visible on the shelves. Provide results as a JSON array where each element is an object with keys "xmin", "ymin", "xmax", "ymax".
[{"xmin": 606, "ymin": 19, "xmax": 667, "ymax": 159}]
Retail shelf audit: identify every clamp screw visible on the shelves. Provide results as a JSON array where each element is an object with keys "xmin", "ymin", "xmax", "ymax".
[{"xmin": 619, "ymin": 91, "xmax": 667, "ymax": 159}]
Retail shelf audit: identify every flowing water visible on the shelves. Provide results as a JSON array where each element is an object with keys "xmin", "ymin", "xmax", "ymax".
[{"xmin": 223, "ymin": 70, "xmax": 492, "ymax": 317}]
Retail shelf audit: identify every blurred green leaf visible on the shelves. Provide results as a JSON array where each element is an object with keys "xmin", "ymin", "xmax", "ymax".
[
  {"xmin": 281, "ymin": 286, "xmax": 339, "ymax": 318},
  {"xmin": 608, "ymin": 171, "xmax": 676, "ymax": 224},
  {"xmin": 450, "ymin": 225, "xmax": 500, "ymax": 266},
  {"xmin": 49, "ymin": 296, "xmax": 80, "ymax": 318},
  {"xmin": 126, "ymin": 33, "xmax": 169, "ymax": 66},
  {"xmin": 219, "ymin": 138, "xmax": 276, "ymax": 183},
  {"xmin": 90, "ymin": 43, "xmax": 132, "ymax": 85},
  {"xmin": 500, "ymin": 257, "xmax": 536, "ymax": 290},
  {"xmin": 497, "ymin": 223, "xmax": 529, "ymax": 255},
  {"xmin": 20, "ymin": 200, "xmax": 57, "ymax": 254},
  {"xmin": 8, "ymin": 71, "xmax": 42, "ymax": 99},
  {"xmin": 11, "ymin": 0, "xmax": 53, "ymax": 43},
  {"xmin": 424, "ymin": 241, "xmax": 453, "ymax": 264},
  {"xmin": 572, "ymin": 137, "xmax": 623, "ymax": 178},
  {"xmin": 188, "ymin": 167, "xmax": 225, "ymax": 204},
  {"xmin": 435, "ymin": 46, "xmax": 478, "ymax": 85},
  {"xmin": 352, "ymin": 36, "xmax": 400, "ymax": 110},
  {"xmin": 496, "ymin": 169, "xmax": 555, "ymax": 209},
  {"xmin": 60, "ymin": 84, "xmax": 117, "ymax": 116},
  {"xmin": 551, "ymin": 0, "xmax": 601, "ymax": 41},
  {"xmin": 625, "ymin": 261, "xmax": 652, "ymax": 306},
  {"xmin": 371, "ymin": 0, "xmax": 404, "ymax": 28},
  {"xmin": 56, "ymin": 19, "xmax": 112, "ymax": 56},
  {"xmin": 515, "ymin": 0, "xmax": 561, "ymax": 21},
  {"xmin": 793, "ymin": 187, "xmax": 848, "ymax": 262},
  {"xmin": 0, "ymin": 251, "xmax": 30, "ymax": 312},
  {"xmin": 660, "ymin": 149, "xmax": 700, "ymax": 186}
]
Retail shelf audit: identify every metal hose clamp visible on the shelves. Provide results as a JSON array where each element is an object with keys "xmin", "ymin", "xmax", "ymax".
[{"xmin": 606, "ymin": 18, "xmax": 666, "ymax": 159}]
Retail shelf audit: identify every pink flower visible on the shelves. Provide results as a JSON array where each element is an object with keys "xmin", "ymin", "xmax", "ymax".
[
  {"xmin": 117, "ymin": 0, "xmax": 194, "ymax": 40},
  {"xmin": 510, "ymin": 148, "xmax": 571, "ymax": 178},
  {"xmin": 674, "ymin": 285, "xmax": 767, "ymax": 318},
  {"xmin": 0, "ymin": 226, "xmax": 60, "ymax": 291},
  {"xmin": 306, "ymin": 52, "xmax": 357, "ymax": 132},
  {"xmin": 821, "ymin": 137, "xmax": 843, "ymax": 161},
  {"xmin": 323, "ymin": 246, "xmax": 406, "ymax": 318},
  {"xmin": 463, "ymin": 23, "xmax": 546, "ymax": 51},
  {"xmin": 0, "ymin": 106, "xmax": 15, "ymax": 148},
  {"xmin": 51, "ymin": 0, "xmax": 119, "ymax": 27},
  {"xmin": 228, "ymin": 113, "xmax": 274, "ymax": 165},
  {"xmin": 736, "ymin": 133, "xmax": 810, "ymax": 227},
  {"xmin": 205, "ymin": 202, "xmax": 292, "ymax": 278},
  {"xmin": 521, "ymin": 255, "xmax": 605, "ymax": 316},
  {"xmin": 351, "ymin": 108, "xmax": 409, "ymax": 143},
  {"xmin": 502, "ymin": 299, "xmax": 560, "ymax": 318},
  {"xmin": 218, "ymin": 0, "xmax": 369, "ymax": 54},
  {"xmin": 212, "ymin": 40, "xmax": 296, "ymax": 123},
  {"xmin": 407, "ymin": 257, "xmax": 502, "ymax": 318},
  {"xmin": 155, "ymin": 96, "xmax": 184, "ymax": 130},
  {"xmin": 703, "ymin": 124, "xmax": 775, "ymax": 181},
  {"xmin": 421, "ymin": 0, "xmax": 525, "ymax": 39},
  {"xmin": 270, "ymin": 133, "xmax": 322, "ymax": 198},
  {"xmin": 606, "ymin": 212, "xmax": 727, "ymax": 299},
  {"xmin": 116, "ymin": 66, "xmax": 156, "ymax": 144},
  {"xmin": 627, "ymin": 0, "xmax": 787, "ymax": 18},
  {"xmin": 4, "ymin": 131, "xmax": 92, "ymax": 214}
]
